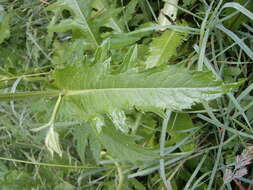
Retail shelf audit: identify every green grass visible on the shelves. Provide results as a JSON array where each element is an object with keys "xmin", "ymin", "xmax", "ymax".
[{"xmin": 0, "ymin": 0, "xmax": 253, "ymax": 189}]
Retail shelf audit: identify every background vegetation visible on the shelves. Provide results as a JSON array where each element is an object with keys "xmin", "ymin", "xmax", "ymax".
[{"xmin": 0, "ymin": 0, "xmax": 253, "ymax": 189}]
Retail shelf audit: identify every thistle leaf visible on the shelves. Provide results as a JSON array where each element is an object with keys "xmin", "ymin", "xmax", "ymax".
[
  {"xmin": 168, "ymin": 113, "xmax": 196, "ymax": 151},
  {"xmin": 47, "ymin": 0, "xmax": 100, "ymax": 47},
  {"xmin": 74, "ymin": 125, "xmax": 89, "ymax": 163},
  {"xmin": 74, "ymin": 124, "xmax": 101, "ymax": 163},
  {"xmin": 96, "ymin": 124, "xmax": 157, "ymax": 163},
  {"xmin": 145, "ymin": 30, "xmax": 187, "ymax": 68},
  {"xmin": 118, "ymin": 44, "xmax": 138, "ymax": 72},
  {"xmin": 53, "ymin": 63, "xmax": 233, "ymax": 121}
]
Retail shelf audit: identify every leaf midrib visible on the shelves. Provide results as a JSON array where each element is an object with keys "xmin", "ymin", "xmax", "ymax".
[
  {"xmin": 66, "ymin": 87, "xmax": 220, "ymax": 96},
  {"xmin": 156, "ymin": 31, "xmax": 175, "ymax": 64},
  {"xmin": 0, "ymin": 86, "xmax": 220, "ymax": 101},
  {"xmin": 73, "ymin": 0, "xmax": 99, "ymax": 47}
]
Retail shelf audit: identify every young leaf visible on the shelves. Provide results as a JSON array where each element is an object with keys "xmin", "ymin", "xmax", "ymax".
[
  {"xmin": 118, "ymin": 44, "xmax": 138, "ymax": 72},
  {"xmin": 108, "ymin": 32, "xmax": 144, "ymax": 50},
  {"xmin": 145, "ymin": 29, "xmax": 187, "ymax": 68}
]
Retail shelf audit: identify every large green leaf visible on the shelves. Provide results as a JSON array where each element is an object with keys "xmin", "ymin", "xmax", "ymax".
[{"xmin": 53, "ymin": 61, "xmax": 235, "ymax": 125}]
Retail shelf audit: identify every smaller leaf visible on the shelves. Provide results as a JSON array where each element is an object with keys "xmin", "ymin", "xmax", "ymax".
[
  {"xmin": 145, "ymin": 29, "xmax": 187, "ymax": 68},
  {"xmin": 92, "ymin": 39, "xmax": 111, "ymax": 65},
  {"xmin": 97, "ymin": 125, "xmax": 157, "ymax": 163},
  {"xmin": 168, "ymin": 113, "xmax": 196, "ymax": 151},
  {"xmin": 52, "ymin": 40, "xmax": 86, "ymax": 66},
  {"xmin": 118, "ymin": 44, "xmax": 138, "ymax": 72},
  {"xmin": 0, "ymin": 7, "xmax": 10, "ymax": 44},
  {"xmin": 47, "ymin": 0, "xmax": 100, "ymax": 47},
  {"xmin": 74, "ymin": 125, "xmax": 89, "ymax": 163},
  {"xmin": 92, "ymin": 1, "xmax": 124, "ymax": 32},
  {"xmin": 129, "ymin": 178, "xmax": 147, "ymax": 190},
  {"xmin": 76, "ymin": 0, "xmax": 93, "ymax": 18},
  {"xmin": 77, "ymin": 123, "xmax": 102, "ymax": 163},
  {"xmin": 108, "ymin": 23, "xmax": 154, "ymax": 49},
  {"xmin": 109, "ymin": 33, "xmax": 141, "ymax": 49},
  {"xmin": 89, "ymin": 132, "xmax": 101, "ymax": 163},
  {"xmin": 119, "ymin": 0, "xmax": 139, "ymax": 27}
]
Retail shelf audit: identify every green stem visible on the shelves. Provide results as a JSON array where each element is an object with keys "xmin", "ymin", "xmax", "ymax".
[
  {"xmin": 0, "ymin": 156, "xmax": 99, "ymax": 169},
  {"xmin": 50, "ymin": 95, "xmax": 62, "ymax": 124},
  {"xmin": 0, "ymin": 71, "xmax": 51, "ymax": 82},
  {"xmin": 32, "ymin": 95, "xmax": 62, "ymax": 132},
  {"xmin": 0, "ymin": 90, "xmax": 61, "ymax": 101}
]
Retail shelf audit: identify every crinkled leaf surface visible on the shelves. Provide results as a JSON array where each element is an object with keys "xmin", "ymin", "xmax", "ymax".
[{"xmin": 53, "ymin": 62, "xmax": 232, "ymax": 119}]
